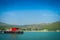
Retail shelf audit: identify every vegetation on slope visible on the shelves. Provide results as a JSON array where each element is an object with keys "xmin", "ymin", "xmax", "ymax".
[{"xmin": 0, "ymin": 21, "xmax": 60, "ymax": 31}]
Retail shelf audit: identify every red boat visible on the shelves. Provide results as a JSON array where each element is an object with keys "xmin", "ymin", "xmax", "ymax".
[{"xmin": 4, "ymin": 28, "xmax": 24, "ymax": 34}]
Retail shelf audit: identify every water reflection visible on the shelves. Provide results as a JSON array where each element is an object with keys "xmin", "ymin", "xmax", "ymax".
[
  {"xmin": 11, "ymin": 34, "xmax": 17, "ymax": 40},
  {"xmin": 11, "ymin": 33, "xmax": 24, "ymax": 40},
  {"xmin": 0, "ymin": 33, "xmax": 24, "ymax": 40}
]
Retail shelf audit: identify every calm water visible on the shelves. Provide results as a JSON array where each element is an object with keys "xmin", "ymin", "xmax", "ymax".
[{"xmin": 0, "ymin": 32, "xmax": 60, "ymax": 40}]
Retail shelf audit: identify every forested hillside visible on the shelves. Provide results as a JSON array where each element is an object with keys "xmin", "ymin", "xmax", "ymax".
[{"xmin": 0, "ymin": 21, "xmax": 60, "ymax": 31}]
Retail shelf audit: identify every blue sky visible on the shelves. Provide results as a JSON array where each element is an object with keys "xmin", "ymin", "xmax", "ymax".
[{"xmin": 0, "ymin": 0, "xmax": 60, "ymax": 25}]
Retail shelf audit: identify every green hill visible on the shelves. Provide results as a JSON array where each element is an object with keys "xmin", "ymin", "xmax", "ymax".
[{"xmin": 0, "ymin": 21, "xmax": 60, "ymax": 31}]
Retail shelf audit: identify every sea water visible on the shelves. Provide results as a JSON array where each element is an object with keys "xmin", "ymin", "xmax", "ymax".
[{"xmin": 0, "ymin": 32, "xmax": 60, "ymax": 40}]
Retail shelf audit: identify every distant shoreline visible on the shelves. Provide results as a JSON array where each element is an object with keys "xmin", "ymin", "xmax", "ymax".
[{"xmin": 24, "ymin": 31, "xmax": 60, "ymax": 32}]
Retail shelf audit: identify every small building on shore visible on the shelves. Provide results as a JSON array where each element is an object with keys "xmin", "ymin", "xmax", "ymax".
[
  {"xmin": 40, "ymin": 29, "xmax": 48, "ymax": 32},
  {"xmin": 56, "ymin": 30, "xmax": 60, "ymax": 32}
]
